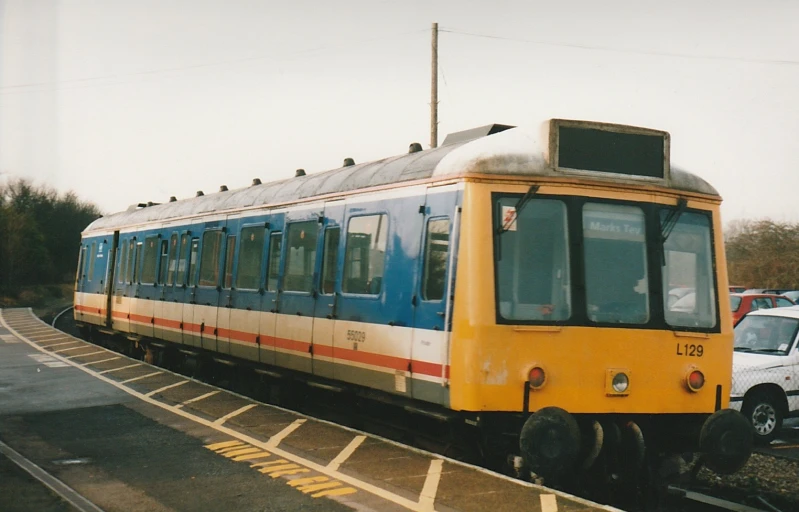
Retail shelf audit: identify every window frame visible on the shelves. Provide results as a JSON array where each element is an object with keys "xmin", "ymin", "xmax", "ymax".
[
  {"xmin": 342, "ymin": 213, "xmax": 389, "ymax": 297},
  {"xmin": 421, "ymin": 217, "xmax": 450, "ymax": 302},
  {"xmin": 235, "ymin": 224, "xmax": 266, "ymax": 291},
  {"xmin": 198, "ymin": 229, "xmax": 224, "ymax": 288},
  {"xmin": 283, "ymin": 221, "xmax": 319, "ymax": 294},
  {"xmin": 490, "ymin": 192, "xmax": 721, "ymax": 332}
]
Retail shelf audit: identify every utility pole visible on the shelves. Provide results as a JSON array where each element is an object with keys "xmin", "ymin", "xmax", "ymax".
[{"xmin": 430, "ymin": 22, "xmax": 438, "ymax": 149}]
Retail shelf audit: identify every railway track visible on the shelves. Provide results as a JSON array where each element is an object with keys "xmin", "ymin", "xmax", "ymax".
[{"xmin": 50, "ymin": 307, "xmax": 787, "ymax": 512}]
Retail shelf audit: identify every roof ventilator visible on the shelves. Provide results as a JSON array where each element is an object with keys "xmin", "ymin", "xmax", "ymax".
[
  {"xmin": 408, "ymin": 142, "xmax": 423, "ymax": 153},
  {"xmin": 295, "ymin": 169, "xmax": 306, "ymax": 177},
  {"xmin": 252, "ymin": 178, "xmax": 262, "ymax": 186},
  {"xmin": 441, "ymin": 123, "xmax": 515, "ymax": 146},
  {"xmin": 169, "ymin": 196, "xmax": 177, "ymax": 202},
  {"xmin": 196, "ymin": 191, "xmax": 204, "ymax": 197},
  {"xmin": 219, "ymin": 185, "xmax": 228, "ymax": 192},
  {"xmin": 343, "ymin": 158, "xmax": 355, "ymax": 167}
]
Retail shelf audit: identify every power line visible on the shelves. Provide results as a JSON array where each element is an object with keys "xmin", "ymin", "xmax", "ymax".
[
  {"xmin": 440, "ymin": 27, "xmax": 799, "ymax": 67},
  {"xmin": 0, "ymin": 29, "xmax": 429, "ymax": 95}
]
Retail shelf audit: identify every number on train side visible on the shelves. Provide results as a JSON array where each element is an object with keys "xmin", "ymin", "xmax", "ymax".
[{"xmin": 676, "ymin": 343, "xmax": 703, "ymax": 357}]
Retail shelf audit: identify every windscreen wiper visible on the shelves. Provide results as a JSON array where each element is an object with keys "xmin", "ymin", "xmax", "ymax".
[
  {"xmin": 660, "ymin": 197, "xmax": 688, "ymax": 265},
  {"xmin": 660, "ymin": 197, "xmax": 688, "ymax": 243},
  {"xmin": 497, "ymin": 185, "xmax": 540, "ymax": 235},
  {"xmin": 750, "ymin": 348, "xmax": 785, "ymax": 354}
]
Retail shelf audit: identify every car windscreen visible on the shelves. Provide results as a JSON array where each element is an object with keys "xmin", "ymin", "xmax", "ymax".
[{"xmin": 734, "ymin": 315, "xmax": 799, "ymax": 355}]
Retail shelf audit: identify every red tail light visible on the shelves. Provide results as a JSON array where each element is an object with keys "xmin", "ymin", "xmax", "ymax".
[{"xmin": 528, "ymin": 367, "xmax": 546, "ymax": 389}]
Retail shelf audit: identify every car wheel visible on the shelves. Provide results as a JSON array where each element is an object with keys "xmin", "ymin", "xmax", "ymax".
[{"xmin": 742, "ymin": 393, "xmax": 783, "ymax": 445}]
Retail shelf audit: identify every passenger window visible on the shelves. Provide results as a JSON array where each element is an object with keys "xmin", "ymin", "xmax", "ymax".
[
  {"xmin": 188, "ymin": 238, "xmax": 199, "ymax": 285},
  {"xmin": 285, "ymin": 221, "xmax": 318, "ymax": 293},
  {"xmin": 236, "ymin": 226, "xmax": 265, "ymax": 290},
  {"xmin": 343, "ymin": 214, "xmax": 388, "ymax": 295},
  {"xmin": 140, "ymin": 236, "xmax": 159, "ymax": 284},
  {"xmin": 88, "ymin": 242, "xmax": 96, "ymax": 281},
  {"xmin": 224, "ymin": 235, "xmax": 236, "ymax": 289},
  {"xmin": 166, "ymin": 234, "xmax": 178, "ymax": 285},
  {"xmin": 422, "ymin": 218, "xmax": 450, "ymax": 301},
  {"xmin": 755, "ymin": 298, "xmax": 772, "ymax": 310},
  {"xmin": 199, "ymin": 231, "xmax": 224, "ymax": 287},
  {"xmin": 320, "ymin": 227, "xmax": 340, "ymax": 295},
  {"xmin": 266, "ymin": 232, "xmax": 282, "ymax": 292},
  {"xmin": 776, "ymin": 297, "xmax": 793, "ymax": 308}
]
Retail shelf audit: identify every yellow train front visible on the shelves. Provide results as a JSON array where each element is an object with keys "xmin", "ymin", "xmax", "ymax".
[{"xmin": 444, "ymin": 120, "xmax": 751, "ymax": 497}]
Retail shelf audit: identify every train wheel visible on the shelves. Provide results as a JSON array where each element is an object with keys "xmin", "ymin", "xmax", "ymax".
[
  {"xmin": 519, "ymin": 407, "xmax": 580, "ymax": 484},
  {"xmin": 742, "ymin": 393, "xmax": 783, "ymax": 445}
]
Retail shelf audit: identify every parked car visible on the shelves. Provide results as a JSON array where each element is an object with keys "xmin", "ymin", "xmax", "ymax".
[
  {"xmin": 729, "ymin": 286, "xmax": 747, "ymax": 293},
  {"xmin": 730, "ymin": 306, "xmax": 799, "ymax": 444},
  {"xmin": 781, "ymin": 290, "xmax": 799, "ymax": 302},
  {"xmin": 730, "ymin": 293, "xmax": 795, "ymax": 326},
  {"xmin": 667, "ymin": 286, "xmax": 694, "ymax": 308},
  {"xmin": 744, "ymin": 288, "xmax": 792, "ymax": 295}
]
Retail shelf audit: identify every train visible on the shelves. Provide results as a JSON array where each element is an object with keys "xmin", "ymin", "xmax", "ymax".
[{"xmin": 74, "ymin": 118, "xmax": 752, "ymax": 504}]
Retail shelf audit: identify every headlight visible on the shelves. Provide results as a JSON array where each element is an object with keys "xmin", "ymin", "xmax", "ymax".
[{"xmin": 612, "ymin": 372, "xmax": 629, "ymax": 393}]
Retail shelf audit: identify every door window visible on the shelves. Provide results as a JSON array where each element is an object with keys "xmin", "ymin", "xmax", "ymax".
[
  {"xmin": 422, "ymin": 218, "xmax": 450, "ymax": 301},
  {"xmin": 284, "ymin": 222, "xmax": 318, "ymax": 293},
  {"xmin": 236, "ymin": 226, "xmax": 265, "ymax": 290},
  {"xmin": 320, "ymin": 227, "xmax": 340, "ymax": 295},
  {"xmin": 88, "ymin": 242, "xmax": 96, "ymax": 281},
  {"xmin": 188, "ymin": 238, "xmax": 199, "ymax": 285},
  {"xmin": 141, "ymin": 236, "xmax": 159, "ymax": 284},
  {"xmin": 224, "ymin": 235, "xmax": 236, "ymax": 289},
  {"xmin": 343, "ymin": 214, "xmax": 388, "ymax": 295},
  {"xmin": 266, "ymin": 232, "xmax": 282, "ymax": 292},
  {"xmin": 198, "ymin": 231, "xmax": 224, "ymax": 287},
  {"xmin": 166, "ymin": 234, "xmax": 178, "ymax": 285}
]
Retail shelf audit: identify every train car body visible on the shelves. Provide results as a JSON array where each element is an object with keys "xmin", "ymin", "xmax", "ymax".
[{"xmin": 75, "ymin": 119, "xmax": 751, "ymax": 498}]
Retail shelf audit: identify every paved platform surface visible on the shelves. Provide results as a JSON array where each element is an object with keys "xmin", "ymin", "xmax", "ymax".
[{"xmin": 0, "ymin": 308, "xmax": 615, "ymax": 512}]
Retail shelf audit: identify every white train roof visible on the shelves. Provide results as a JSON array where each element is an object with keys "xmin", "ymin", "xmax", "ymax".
[{"xmin": 84, "ymin": 120, "xmax": 718, "ymax": 233}]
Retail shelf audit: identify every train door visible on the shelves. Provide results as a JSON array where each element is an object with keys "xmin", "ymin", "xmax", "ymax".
[
  {"xmin": 334, "ymin": 208, "xmax": 410, "ymax": 395},
  {"xmin": 112, "ymin": 234, "xmax": 135, "ymax": 333},
  {"xmin": 411, "ymin": 184, "xmax": 460, "ymax": 404},
  {"xmin": 181, "ymin": 234, "xmax": 201, "ymax": 346},
  {"xmin": 259, "ymin": 214, "xmax": 285, "ymax": 366},
  {"xmin": 104, "ymin": 231, "xmax": 120, "ymax": 328},
  {"xmin": 274, "ymin": 207, "xmax": 321, "ymax": 374},
  {"xmin": 191, "ymin": 220, "xmax": 227, "ymax": 352},
  {"xmin": 153, "ymin": 231, "xmax": 183, "ymax": 343},
  {"xmin": 311, "ymin": 200, "xmax": 345, "ymax": 379},
  {"xmin": 227, "ymin": 218, "xmax": 268, "ymax": 363},
  {"xmin": 74, "ymin": 243, "xmax": 88, "ymax": 323},
  {"xmin": 131, "ymin": 232, "xmax": 161, "ymax": 339},
  {"xmin": 216, "ymin": 216, "xmax": 241, "ymax": 356}
]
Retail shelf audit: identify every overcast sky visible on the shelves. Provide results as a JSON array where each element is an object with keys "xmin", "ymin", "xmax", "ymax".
[{"xmin": 1, "ymin": 0, "xmax": 798, "ymax": 225}]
